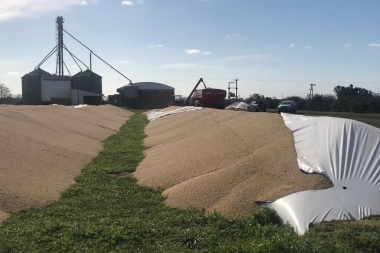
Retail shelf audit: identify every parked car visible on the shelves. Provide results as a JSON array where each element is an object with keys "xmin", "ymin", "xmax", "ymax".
[
  {"xmin": 278, "ymin": 100, "xmax": 296, "ymax": 113},
  {"xmin": 247, "ymin": 100, "xmax": 267, "ymax": 112}
]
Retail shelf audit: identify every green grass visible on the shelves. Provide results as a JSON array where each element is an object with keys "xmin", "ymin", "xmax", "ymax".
[{"xmin": 0, "ymin": 110, "xmax": 379, "ymax": 252}]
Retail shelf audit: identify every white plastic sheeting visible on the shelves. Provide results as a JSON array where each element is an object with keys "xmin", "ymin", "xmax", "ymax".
[
  {"xmin": 147, "ymin": 106, "xmax": 203, "ymax": 121},
  {"xmin": 74, "ymin": 104, "xmax": 88, "ymax": 108},
  {"xmin": 225, "ymin": 102, "xmax": 249, "ymax": 111},
  {"xmin": 267, "ymin": 113, "xmax": 380, "ymax": 235}
]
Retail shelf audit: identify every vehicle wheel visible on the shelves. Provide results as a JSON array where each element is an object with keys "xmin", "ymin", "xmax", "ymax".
[{"xmin": 263, "ymin": 109, "xmax": 266, "ymax": 112}]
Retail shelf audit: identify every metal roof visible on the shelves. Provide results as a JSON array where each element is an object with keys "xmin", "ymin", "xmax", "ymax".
[
  {"xmin": 118, "ymin": 82, "xmax": 174, "ymax": 91},
  {"xmin": 72, "ymin": 69, "xmax": 102, "ymax": 78},
  {"xmin": 23, "ymin": 68, "xmax": 52, "ymax": 77}
]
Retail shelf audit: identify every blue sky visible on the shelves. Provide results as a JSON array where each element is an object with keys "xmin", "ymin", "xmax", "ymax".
[{"xmin": 1, "ymin": 0, "xmax": 380, "ymax": 99}]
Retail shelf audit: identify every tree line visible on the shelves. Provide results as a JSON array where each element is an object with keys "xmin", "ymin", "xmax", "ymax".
[
  {"xmin": 243, "ymin": 84, "xmax": 380, "ymax": 113},
  {"xmin": 0, "ymin": 83, "xmax": 22, "ymax": 104}
]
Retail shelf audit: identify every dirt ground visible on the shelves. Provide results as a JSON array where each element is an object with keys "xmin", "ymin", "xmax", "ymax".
[
  {"xmin": 0, "ymin": 105, "xmax": 133, "ymax": 222},
  {"xmin": 0, "ymin": 105, "xmax": 332, "ymax": 223},
  {"xmin": 134, "ymin": 108, "xmax": 333, "ymax": 216}
]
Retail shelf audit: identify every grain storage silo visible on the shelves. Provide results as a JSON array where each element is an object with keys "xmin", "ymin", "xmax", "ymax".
[
  {"xmin": 71, "ymin": 70, "xmax": 103, "ymax": 105},
  {"xmin": 21, "ymin": 68, "xmax": 51, "ymax": 105},
  {"xmin": 117, "ymin": 82, "xmax": 174, "ymax": 109},
  {"xmin": 72, "ymin": 70, "xmax": 102, "ymax": 93}
]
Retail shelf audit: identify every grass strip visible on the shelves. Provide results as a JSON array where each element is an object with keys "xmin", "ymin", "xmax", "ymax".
[{"xmin": 0, "ymin": 110, "xmax": 379, "ymax": 252}]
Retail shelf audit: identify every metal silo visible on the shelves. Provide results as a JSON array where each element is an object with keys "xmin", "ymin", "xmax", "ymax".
[
  {"xmin": 21, "ymin": 68, "xmax": 52, "ymax": 105},
  {"xmin": 72, "ymin": 70, "xmax": 102, "ymax": 94}
]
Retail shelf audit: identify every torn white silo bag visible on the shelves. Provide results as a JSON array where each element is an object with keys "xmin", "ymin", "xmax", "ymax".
[{"xmin": 268, "ymin": 114, "xmax": 380, "ymax": 235}]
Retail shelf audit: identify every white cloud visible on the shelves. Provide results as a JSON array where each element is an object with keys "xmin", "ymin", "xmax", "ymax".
[
  {"xmin": 289, "ymin": 43, "xmax": 295, "ymax": 47},
  {"xmin": 122, "ymin": 1, "xmax": 134, "ymax": 6},
  {"xmin": 185, "ymin": 49, "xmax": 201, "ymax": 54},
  {"xmin": 119, "ymin": 60, "xmax": 130, "ymax": 64},
  {"xmin": 226, "ymin": 34, "xmax": 240, "ymax": 38},
  {"xmin": 121, "ymin": 0, "xmax": 144, "ymax": 6},
  {"xmin": 369, "ymin": 43, "xmax": 380, "ymax": 47},
  {"xmin": 149, "ymin": 44, "xmax": 163, "ymax": 48},
  {"xmin": 344, "ymin": 44, "xmax": 351, "ymax": 48},
  {"xmin": 184, "ymin": 49, "xmax": 211, "ymax": 55},
  {"xmin": 7, "ymin": 72, "xmax": 19, "ymax": 75},
  {"xmin": 0, "ymin": 0, "xmax": 97, "ymax": 22},
  {"xmin": 83, "ymin": 0, "xmax": 97, "ymax": 3},
  {"xmin": 304, "ymin": 46, "xmax": 311, "ymax": 50},
  {"xmin": 161, "ymin": 63, "xmax": 195, "ymax": 69}
]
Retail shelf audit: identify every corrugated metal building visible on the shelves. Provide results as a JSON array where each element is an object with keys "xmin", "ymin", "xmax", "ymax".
[
  {"xmin": 116, "ymin": 82, "xmax": 174, "ymax": 109},
  {"xmin": 22, "ymin": 68, "xmax": 103, "ymax": 105}
]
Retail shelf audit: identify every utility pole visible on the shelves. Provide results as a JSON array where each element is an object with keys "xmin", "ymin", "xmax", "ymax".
[
  {"xmin": 227, "ymin": 79, "xmax": 239, "ymax": 103},
  {"xmin": 235, "ymin": 79, "xmax": 239, "ymax": 102},
  {"xmin": 309, "ymin": 83, "xmax": 316, "ymax": 98},
  {"xmin": 228, "ymin": 81, "xmax": 235, "ymax": 104}
]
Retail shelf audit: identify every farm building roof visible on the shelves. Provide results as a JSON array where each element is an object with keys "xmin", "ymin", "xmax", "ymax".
[
  {"xmin": 23, "ymin": 68, "xmax": 52, "ymax": 77},
  {"xmin": 117, "ymin": 82, "xmax": 174, "ymax": 92},
  {"xmin": 23, "ymin": 68, "xmax": 71, "ymax": 81}
]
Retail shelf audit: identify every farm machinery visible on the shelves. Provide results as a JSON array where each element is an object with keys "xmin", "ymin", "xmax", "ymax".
[{"xmin": 183, "ymin": 78, "xmax": 226, "ymax": 109}]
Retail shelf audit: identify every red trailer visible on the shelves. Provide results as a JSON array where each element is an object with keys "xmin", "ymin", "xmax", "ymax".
[
  {"xmin": 184, "ymin": 78, "xmax": 226, "ymax": 109},
  {"xmin": 193, "ymin": 88, "xmax": 226, "ymax": 108}
]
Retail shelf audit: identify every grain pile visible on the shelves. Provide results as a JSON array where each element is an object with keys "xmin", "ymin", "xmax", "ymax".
[
  {"xmin": 0, "ymin": 105, "xmax": 132, "ymax": 222},
  {"xmin": 134, "ymin": 108, "xmax": 333, "ymax": 217},
  {"xmin": 0, "ymin": 105, "xmax": 332, "ymax": 223}
]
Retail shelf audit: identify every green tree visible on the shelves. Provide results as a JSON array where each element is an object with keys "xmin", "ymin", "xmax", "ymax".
[
  {"xmin": 304, "ymin": 94, "xmax": 336, "ymax": 111},
  {"xmin": 333, "ymin": 84, "xmax": 373, "ymax": 113},
  {"xmin": 0, "ymin": 83, "xmax": 12, "ymax": 103},
  {"xmin": 368, "ymin": 96, "xmax": 380, "ymax": 113}
]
